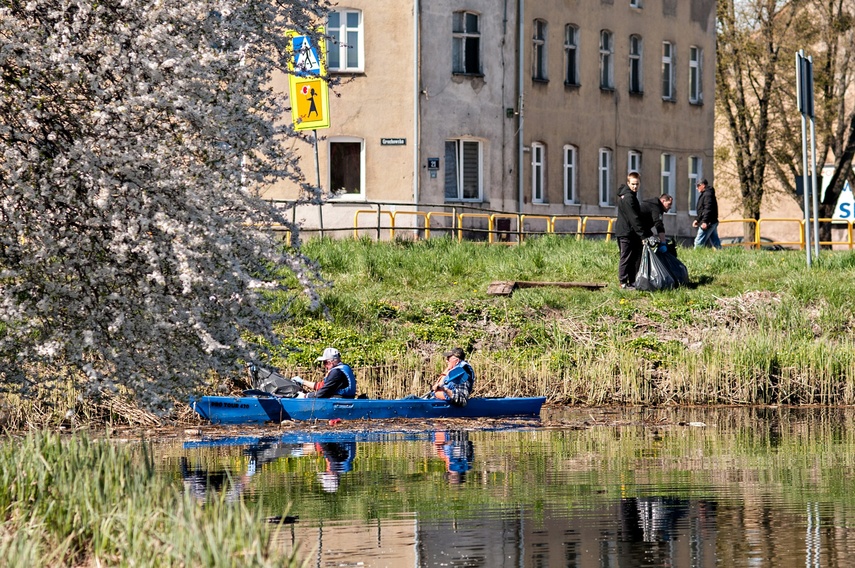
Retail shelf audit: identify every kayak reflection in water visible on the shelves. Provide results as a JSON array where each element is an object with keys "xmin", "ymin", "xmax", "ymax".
[{"xmin": 433, "ymin": 430, "xmax": 474, "ymax": 485}]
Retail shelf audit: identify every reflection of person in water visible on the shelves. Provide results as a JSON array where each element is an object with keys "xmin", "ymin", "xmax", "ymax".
[
  {"xmin": 314, "ymin": 441, "xmax": 356, "ymax": 493},
  {"xmin": 433, "ymin": 431, "xmax": 474, "ymax": 485}
]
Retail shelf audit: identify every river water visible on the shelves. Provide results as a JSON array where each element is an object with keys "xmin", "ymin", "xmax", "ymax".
[{"xmin": 165, "ymin": 406, "xmax": 855, "ymax": 567}]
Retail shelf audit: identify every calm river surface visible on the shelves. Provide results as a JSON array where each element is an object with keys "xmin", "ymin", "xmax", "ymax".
[{"xmin": 163, "ymin": 407, "xmax": 855, "ymax": 567}]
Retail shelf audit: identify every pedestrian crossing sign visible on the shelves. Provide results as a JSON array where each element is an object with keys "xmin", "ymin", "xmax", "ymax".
[{"xmin": 286, "ymin": 29, "xmax": 330, "ymax": 130}]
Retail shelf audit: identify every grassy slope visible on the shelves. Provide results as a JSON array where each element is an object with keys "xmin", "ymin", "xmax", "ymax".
[{"xmin": 260, "ymin": 237, "xmax": 855, "ymax": 405}]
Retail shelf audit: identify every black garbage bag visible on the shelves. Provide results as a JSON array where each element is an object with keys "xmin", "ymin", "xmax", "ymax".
[
  {"xmin": 657, "ymin": 249, "xmax": 689, "ymax": 286},
  {"xmin": 247, "ymin": 363, "xmax": 301, "ymax": 398},
  {"xmin": 635, "ymin": 246, "xmax": 676, "ymax": 291}
]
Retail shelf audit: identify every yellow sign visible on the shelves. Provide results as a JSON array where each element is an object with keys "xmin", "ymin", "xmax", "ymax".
[{"xmin": 286, "ymin": 30, "xmax": 330, "ymax": 131}]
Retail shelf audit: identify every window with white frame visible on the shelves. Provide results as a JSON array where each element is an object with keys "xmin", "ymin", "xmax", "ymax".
[
  {"xmin": 662, "ymin": 41, "xmax": 675, "ymax": 100},
  {"xmin": 599, "ymin": 148, "xmax": 613, "ymax": 206},
  {"xmin": 600, "ymin": 30, "xmax": 614, "ymax": 89},
  {"xmin": 627, "ymin": 151, "xmax": 642, "ymax": 176},
  {"xmin": 531, "ymin": 142, "xmax": 546, "ymax": 203},
  {"xmin": 444, "ymin": 139, "xmax": 482, "ymax": 201},
  {"xmin": 327, "ymin": 10, "xmax": 363, "ymax": 72},
  {"xmin": 660, "ymin": 153, "xmax": 675, "ymax": 197},
  {"xmin": 689, "ymin": 46, "xmax": 702, "ymax": 104},
  {"xmin": 329, "ymin": 137, "xmax": 364, "ymax": 198},
  {"xmin": 629, "ymin": 35, "xmax": 643, "ymax": 94},
  {"xmin": 630, "ymin": 0, "xmax": 642, "ymax": 7},
  {"xmin": 532, "ymin": 20, "xmax": 548, "ymax": 80},
  {"xmin": 564, "ymin": 25, "xmax": 579, "ymax": 85},
  {"xmin": 452, "ymin": 11, "xmax": 481, "ymax": 74},
  {"xmin": 563, "ymin": 145, "xmax": 578, "ymax": 204},
  {"xmin": 688, "ymin": 156, "xmax": 702, "ymax": 212}
]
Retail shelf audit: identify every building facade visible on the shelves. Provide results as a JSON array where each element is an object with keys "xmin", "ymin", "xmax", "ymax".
[{"xmin": 266, "ymin": 0, "xmax": 716, "ymax": 241}]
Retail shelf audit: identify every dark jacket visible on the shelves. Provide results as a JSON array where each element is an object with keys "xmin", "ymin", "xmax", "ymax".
[
  {"xmin": 695, "ymin": 186, "xmax": 719, "ymax": 225},
  {"xmin": 614, "ymin": 184, "xmax": 651, "ymax": 239},
  {"xmin": 640, "ymin": 197, "xmax": 667, "ymax": 236}
]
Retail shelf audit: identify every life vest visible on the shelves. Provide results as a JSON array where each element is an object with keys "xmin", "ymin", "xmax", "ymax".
[{"xmin": 334, "ymin": 363, "xmax": 357, "ymax": 398}]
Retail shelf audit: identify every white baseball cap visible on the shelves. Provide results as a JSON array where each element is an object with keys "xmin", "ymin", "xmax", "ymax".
[{"xmin": 316, "ymin": 347, "xmax": 341, "ymax": 362}]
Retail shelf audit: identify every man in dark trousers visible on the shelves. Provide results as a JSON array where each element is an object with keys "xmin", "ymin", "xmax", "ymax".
[
  {"xmin": 640, "ymin": 193, "xmax": 673, "ymax": 243},
  {"xmin": 614, "ymin": 171, "xmax": 653, "ymax": 289},
  {"xmin": 693, "ymin": 179, "xmax": 721, "ymax": 248}
]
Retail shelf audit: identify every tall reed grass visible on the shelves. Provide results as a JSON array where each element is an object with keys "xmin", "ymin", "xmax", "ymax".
[
  {"xmin": 5, "ymin": 237, "xmax": 855, "ymax": 427},
  {"xmin": 0, "ymin": 432, "xmax": 300, "ymax": 567}
]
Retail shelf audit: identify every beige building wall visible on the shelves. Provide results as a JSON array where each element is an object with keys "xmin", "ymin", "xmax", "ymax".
[
  {"xmin": 265, "ymin": 1, "xmax": 417, "ymax": 231},
  {"xmin": 523, "ymin": 0, "xmax": 716, "ymax": 239},
  {"xmin": 261, "ymin": 1, "xmax": 716, "ymax": 241}
]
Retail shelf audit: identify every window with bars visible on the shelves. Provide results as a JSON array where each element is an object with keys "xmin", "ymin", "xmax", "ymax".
[{"xmin": 444, "ymin": 139, "xmax": 482, "ymax": 201}]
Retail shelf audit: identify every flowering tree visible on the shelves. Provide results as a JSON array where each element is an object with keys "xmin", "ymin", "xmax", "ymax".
[{"xmin": 0, "ymin": 0, "xmax": 330, "ymax": 409}]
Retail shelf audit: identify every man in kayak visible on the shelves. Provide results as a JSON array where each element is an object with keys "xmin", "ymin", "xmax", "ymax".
[
  {"xmin": 430, "ymin": 347, "xmax": 475, "ymax": 407},
  {"xmin": 293, "ymin": 347, "xmax": 357, "ymax": 398}
]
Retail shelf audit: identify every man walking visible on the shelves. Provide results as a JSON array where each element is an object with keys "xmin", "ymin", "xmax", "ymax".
[
  {"xmin": 614, "ymin": 172, "xmax": 653, "ymax": 289},
  {"xmin": 693, "ymin": 179, "xmax": 721, "ymax": 249}
]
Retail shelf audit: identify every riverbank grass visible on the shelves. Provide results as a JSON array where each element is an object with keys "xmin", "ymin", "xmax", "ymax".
[{"xmin": 0, "ymin": 432, "xmax": 298, "ymax": 567}]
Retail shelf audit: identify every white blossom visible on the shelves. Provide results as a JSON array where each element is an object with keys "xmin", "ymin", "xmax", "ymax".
[{"xmin": 0, "ymin": 0, "xmax": 332, "ymax": 410}]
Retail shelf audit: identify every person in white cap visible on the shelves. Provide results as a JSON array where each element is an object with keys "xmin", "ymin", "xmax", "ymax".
[{"xmin": 292, "ymin": 347, "xmax": 357, "ymax": 398}]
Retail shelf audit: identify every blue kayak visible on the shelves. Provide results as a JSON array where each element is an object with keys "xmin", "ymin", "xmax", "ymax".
[{"xmin": 190, "ymin": 395, "xmax": 546, "ymax": 424}]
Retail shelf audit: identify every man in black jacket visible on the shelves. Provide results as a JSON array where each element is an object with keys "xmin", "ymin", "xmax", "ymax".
[
  {"xmin": 693, "ymin": 179, "xmax": 721, "ymax": 248},
  {"xmin": 640, "ymin": 193, "xmax": 673, "ymax": 243},
  {"xmin": 614, "ymin": 172, "xmax": 653, "ymax": 289}
]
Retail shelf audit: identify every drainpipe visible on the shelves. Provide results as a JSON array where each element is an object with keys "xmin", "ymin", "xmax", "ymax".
[
  {"xmin": 517, "ymin": 0, "xmax": 525, "ymax": 215},
  {"xmin": 413, "ymin": 0, "xmax": 420, "ymax": 205}
]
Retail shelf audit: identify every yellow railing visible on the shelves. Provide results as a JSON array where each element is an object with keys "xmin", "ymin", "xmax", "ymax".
[
  {"xmin": 519, "ymin": 215, "xmax": 551, "ymax": 242},
  {"xmin": 580, "ymin": 216, "xmax": 616, "ymax": 242},
  {"xmin": 389, "ymin": 210, "xmax": 429, "ymax": 241},
  {"xmin": 346, "ymin": 209, "xmax": 853, "ymax": 249}
]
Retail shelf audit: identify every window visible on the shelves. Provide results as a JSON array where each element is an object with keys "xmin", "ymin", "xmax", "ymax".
[
  {"xmin": 688, "ymin": 156, "xmax": 702, "ymax": 212},
  {"xmin": 564, "ymin": 25, "xmax": 579, "ymax": 85},
  {"xmin": 627, "ymin": 151, "xmax": 641, "ymax": 177},
  {"xmin": 329, "ymin": 137, "xmax": 364, "ymax": 198},
  {"xmin": 563, "ymin": 145, "xmax": 577, "ymax": 204},
  {"xmin": 328, "ymin": 10, "xmax": 363, "ymax": 72},
  {"xmin": 599, "ymin": 148, "xmax": 613, "ymax": 206},
  {"xmin": 660, "ymin": 153, "xmax": 675, "ymax": 197},
  {"xmin": 445, "ymin": 139, "xmax": 482, "ymax": 201},
  {"xmin": 531, "ymin": 142, "xmax": 546, "ymax": 203},
  {"xmin": 630, "ymin": 0, "xmax": 642, "ymax": 7},
  {"xmin": 662, "ymin": 41, "xmax": 675, "ymax": 100},
  {"xmin": 453, "ymin": 12, "xmax": 481, "ymax": 74},
  {"xmin": 629, "ymin": 35, "xmax": 643, "ymax": 94},
  {"xmin": 600, "ymin": 31, "xmax": 614, "ymax": 89},
  {"xmin": 689, "ymin": 46, "xmax": 702, "ymax": 104},
  {"xmin": 532, "ymin": 20, "xmax": 547, "ymax": 80}
]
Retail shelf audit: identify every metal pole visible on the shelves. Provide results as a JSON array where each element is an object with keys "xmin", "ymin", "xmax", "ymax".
[
  {"xmin": 797, "ymin": 51, "xmax": 812, "ymax": 266},
  {"xmin": 809, "ymin": 105, "xmax": 820, "ymax": 258},
  {"xmin": 801, "ymin": 113, "xmax": 812, "ymax": 267},
  {"xmin": 314, "ymin": 129, "xmax": 324, "ymax": 238}
]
